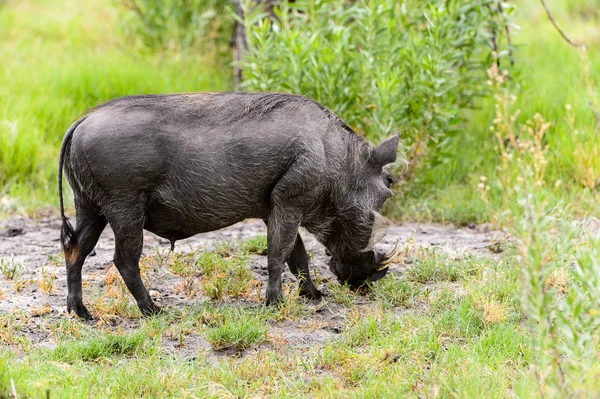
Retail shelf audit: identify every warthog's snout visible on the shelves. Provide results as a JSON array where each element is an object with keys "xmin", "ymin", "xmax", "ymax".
[{"xmin": 328, "ymin": 244, "xmax": 399, "ymax": 288}]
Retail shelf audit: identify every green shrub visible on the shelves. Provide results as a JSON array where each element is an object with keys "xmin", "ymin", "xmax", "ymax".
[
  {"xmin": 120, "ymin": 0, "xmax": 233, "ymax": 53},
  {"xmin": 240, "ymin": 0, "xmax": 514, "ymax": 167}
]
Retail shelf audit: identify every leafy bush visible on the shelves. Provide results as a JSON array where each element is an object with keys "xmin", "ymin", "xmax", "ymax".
[
  {"xmin": 120, "ymin": 0, "xmax": 233, "ymax": 53},
  {"xmin": 240, "ymin": 0, "xmax": 514, "ymax": 170}
]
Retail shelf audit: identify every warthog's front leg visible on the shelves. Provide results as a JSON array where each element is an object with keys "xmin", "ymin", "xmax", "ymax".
[
  {"xmin": 287, "ymin": 234, "xmax": 323, "ymax": 300},
  {"xmin": 265, "ymin": 207, "xmax": 301, "ymax": 305}
]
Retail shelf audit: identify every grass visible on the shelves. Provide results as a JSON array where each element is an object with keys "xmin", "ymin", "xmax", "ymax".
[
  {"xmin": 34, "ymin": 267, "xmax": 56, "ymax": 294},
  {"xmin": 0, "ymin": 0, "xmax": 229, "ymax": 214},
  {"xmin": 238, "ymin": 234, "xmax": 268, "ymax": 255},
  {"xmin": 406, "ymin": 249, "xmax": 484, "ymax": 284},
  {"xmin": 49, "ymin": 330, "xmax": 152, "ymax": 362},
  {"xmin": 195, "ymin": 244, "xmax": 255, "ymax": 301},
  {"xmin": 0, "ymin": 235, "xmax": 548, "ymax": 398},
  {"xmin": 370, "ymin": 276, "xmax": 420, "ymax": 308},
  {"xmin": 0, "ymin": 257, "xmax": 21, "ymax": 280},
  {"xmin": 202, "ymin": 306, "xmax": 268, "ymax": 351}
]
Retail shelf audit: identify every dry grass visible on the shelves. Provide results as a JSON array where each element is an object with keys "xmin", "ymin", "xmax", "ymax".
[
  {"xmin": 34, "ymin": 267, "xmax": 56, "ymax": 294},
  {"xmin": 30, "ymin": 303, "xmax": 52, "ymax": 317},
  {"xmin": 87, "ymin": 265, "xmax": 140, "ymax": 321},
  {"xmin": 12, "ymin": 277, "xmax": 30, "ymax": 293},
  {"xmin": 476, "ymin": 297, "xmax": 509, "ymax": 327}
]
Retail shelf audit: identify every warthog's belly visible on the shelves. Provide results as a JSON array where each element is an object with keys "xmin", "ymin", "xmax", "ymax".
[{"xmin": 142, "ymin": 197, "xmax": 265, "ymax": 242}]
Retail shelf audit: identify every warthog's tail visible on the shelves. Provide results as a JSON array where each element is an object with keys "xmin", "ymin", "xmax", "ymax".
[{"xmin": 58, "ymin": 117, "xmax": 87, "ymax": 261}]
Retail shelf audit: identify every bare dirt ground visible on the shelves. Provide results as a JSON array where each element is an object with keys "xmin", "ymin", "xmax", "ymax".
[{"xmin": 0, "ymin": 216, "xmax": 504, "ymax": 356}]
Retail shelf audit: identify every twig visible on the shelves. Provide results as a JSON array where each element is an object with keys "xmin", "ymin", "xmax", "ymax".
[
  {"xmin": 10, "ymin": 379, "xmax": 19, "ymax": 399},
  {"xmin": 497, "ymin": 1, "xmax": 515, "ymax": 66},
  {"xmin": 540, "ymin": 0, "xmax": 600, "ymax": 135},
  {"xmin": 468, "ymin": 237, "xmax": 514, "ymax": 251},
  {"xmin": 485, "ymin": 3, "xmax": 500, "ymax": 67},
  {"xmin": 232, "ymin": 0, "xmax": 246, "ymax": 91},
  {"xmin": 540, "ymin": 0, "xmax": 584, "ymax": 48}
]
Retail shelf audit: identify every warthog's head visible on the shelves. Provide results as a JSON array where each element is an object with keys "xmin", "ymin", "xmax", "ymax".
[{"xmin": 325, "ymin": 133, "xmax": 401, "ymax": 288}]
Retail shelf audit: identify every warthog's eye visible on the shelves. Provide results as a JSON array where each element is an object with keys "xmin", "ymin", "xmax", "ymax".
[{"xmin": 384, "ymin": 172, "xmax": 395, "ymax": 188}]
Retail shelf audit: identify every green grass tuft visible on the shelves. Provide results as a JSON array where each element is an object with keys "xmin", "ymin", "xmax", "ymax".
[
  {"xmin": 407, "ymin": 251, "xmax": 484, "ymax": 284},
  {"xmin": 48, "ymin": 331, "xmax": 152, "ymax": 363},
  {"xmin": 201, "ymin": 305, "xmax": 267, "ymax": 351},
  {"xmin": 370, "ymin": 276, "xmax": 420, "ymax": 308},
  {"xmin": 238, "ymin": 234, "xmax": 268, "ymax": 256}
]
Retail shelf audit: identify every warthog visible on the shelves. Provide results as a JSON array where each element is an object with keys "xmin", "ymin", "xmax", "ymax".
[{"xmin": 58, "ymin": 92, "xmax": 400, "ymax": 319}]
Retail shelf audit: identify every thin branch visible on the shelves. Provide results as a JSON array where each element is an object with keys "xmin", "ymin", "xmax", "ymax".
[
  {"xmin": 485, "ymin": 3, "xmax": 500, "ymax": 67},
  {"xmin": 540, "ymin": 0, "xmax": 584, "ymax": 48},
  {"xmin": 497, "ymin": 1, "xmax": 514, "ymax": 66}
]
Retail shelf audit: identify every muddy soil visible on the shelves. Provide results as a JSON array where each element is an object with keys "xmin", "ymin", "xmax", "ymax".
[{"xmin": 0, "ymin": 216, "xmax": 504, "ymax": 356}]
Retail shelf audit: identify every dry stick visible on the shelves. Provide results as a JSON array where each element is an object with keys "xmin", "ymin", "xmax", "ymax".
[
  {"xmin": 232, "ymin": 0, "xmax": 246, "ymax": 91},
  {"xmin": 485, "ymin": 1, "xmax": 515, "ymax": 68},
  {"xmin": 540, "ymin": 0, "xmax": 600, "ymax": 134},
  {"xmin": 468, "ymin": 237, "xmax": 514, "ymax": 251},
  {"xmin": 10, "ymin": 379, "xmax": 18, "ymax": 399},
  {"xmin": 539, "ymin": 0, "xmax": 584, "ymax": 49}
]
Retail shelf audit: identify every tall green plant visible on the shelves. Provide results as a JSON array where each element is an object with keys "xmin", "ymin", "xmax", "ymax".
[
  {"xmin": 240, "ymin": 0, "xmax": 514, "ymax": 172},
  {"xmin": 484, "ymin": 61, "xmax": 600, "ymax": 396}
]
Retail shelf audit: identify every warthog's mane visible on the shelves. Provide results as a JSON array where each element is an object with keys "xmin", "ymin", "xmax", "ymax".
[{"xmin": 234, "ymin": 92, "xmax": 356, "ymax": 133}]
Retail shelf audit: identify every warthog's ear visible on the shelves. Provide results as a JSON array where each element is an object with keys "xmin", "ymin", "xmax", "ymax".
[{"xmin": 371, "ymin": 132, "xmax": 399, "ymax": 169}]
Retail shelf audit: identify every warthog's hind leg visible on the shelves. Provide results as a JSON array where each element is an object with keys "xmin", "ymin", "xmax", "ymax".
[
  {"xmin": 65, "ymin": 198, "xmax": 107, "ymax": 320},
  {"xmin": 107, "ymin": 204, "xmax": 161, "ymax": 317}
]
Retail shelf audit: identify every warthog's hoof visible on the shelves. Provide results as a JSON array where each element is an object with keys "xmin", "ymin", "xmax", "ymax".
[
  {"xmin": 265, "ymin": 287, "xmax": 282, "ymax": 306},
  {"xmin": 300, "ymin": 287, "xmax": 323, "ymax": 301},
  {"xmin": 139, "ymin": 302, "xmax": 163, "ymax": 317},
  {"xmin": 67, "ymin": 299, "xmax": 94, "ymax": 321}
]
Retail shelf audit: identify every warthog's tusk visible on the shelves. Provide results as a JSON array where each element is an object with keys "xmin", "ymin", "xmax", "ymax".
[
  {"xmin": 380, "ymin": 239, "xmax": 401, "ymax": 265},
  {"xmin": 376, "ymin": 263, "xmax": 390, "ymax": 272}
]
